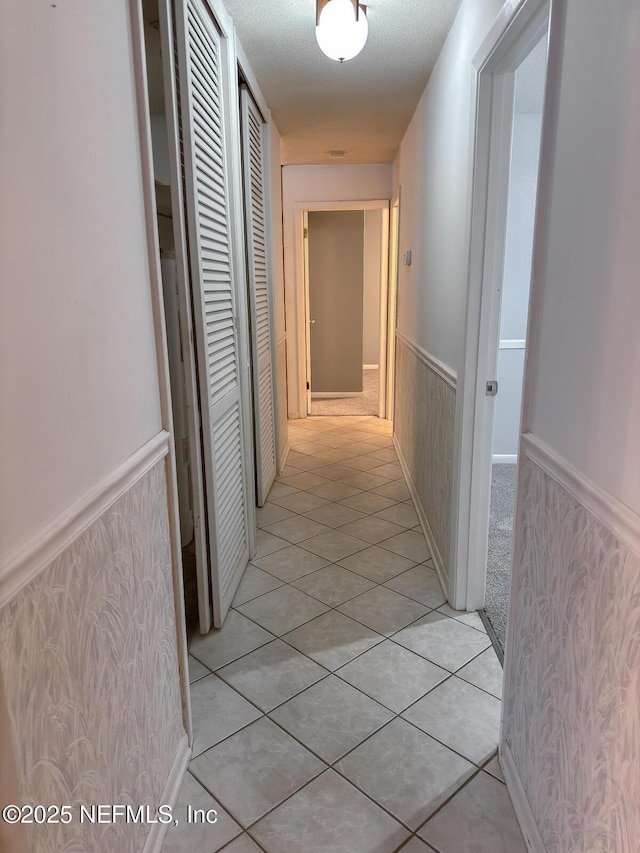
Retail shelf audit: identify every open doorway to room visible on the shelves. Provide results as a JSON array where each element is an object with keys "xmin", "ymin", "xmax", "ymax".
[
  {"xmin": 299, "ymin": 202, "xmax": 391, "ymax": 419},
  {"xmin": 453, "ymin": 0, "xmax": 550, "ymax": 659},
  {"xmin": 483, "ymin": 38, "xmax": 548, "ymax": 652}
]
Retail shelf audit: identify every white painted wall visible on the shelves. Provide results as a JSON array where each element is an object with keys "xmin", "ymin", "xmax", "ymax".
[
  {"xmin": 363, "ymin": 209, "xmax": 382, "ymax": 366},
  {"xmin": 501, "ymin": 113, "xmax": 543, "ymax": 341},
  {"xmin": 282, "ymin": 165, "xmax": 393, "ymax": 212},
  {"xmin": 393, "ymin": 0, "xmax": 505, "ymax": 374},
  {"xmin": 0, "ymin": 0, "xmax": 163, "ymax": 564},
  {"xmin": 493, "ymin": 112, "xmax": 543, "ymax": 459},
  {"xmin": 525, "ymin": 3, "xmax": 640, "ymax": 514},
  {"xmin": 282, "ymin": 164, "xmax": 392, "ymax": 416}
]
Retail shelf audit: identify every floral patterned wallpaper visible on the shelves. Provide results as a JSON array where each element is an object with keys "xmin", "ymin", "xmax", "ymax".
[
  {"xmin": 503, "ymin": 454, "xmax": 640, "ymax": 852},
  {"xmin": 394, "ymin": 336, "xmax": 456, "ymax": 571},
  {"xmin": 0, "ymin": 459, "xmax": 185, "ymax": 853}
]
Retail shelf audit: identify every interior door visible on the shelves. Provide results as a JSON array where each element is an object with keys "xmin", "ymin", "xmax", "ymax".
[
  {"xmin": 240, "ymin": 87, "xmax": 277, "ymax": 505},
  {"xmin": 175, "ymin": 0, "xmax": 251, "ymax": 625},
  {"xmin": 158, "ymin": 0, "xmax": 211, "ymax": 633}
]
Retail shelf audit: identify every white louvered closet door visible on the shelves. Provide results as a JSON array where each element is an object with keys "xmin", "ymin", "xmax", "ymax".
[
  {"xmin": 240, "ymin": 88, "xmax": 277, "ymax": 506},
  {"xmin": 176, "ymin": 0, "xmax": 250, "ymax": 625}
]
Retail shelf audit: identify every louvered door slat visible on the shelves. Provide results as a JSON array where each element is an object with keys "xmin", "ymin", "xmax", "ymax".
[
  {"xmin": 176, "ymin": 0, "xmax": 250, "ymax": 626},
  {"xmin": 240, "ymin": 88, "xmax": 277, "ymax": 506}
]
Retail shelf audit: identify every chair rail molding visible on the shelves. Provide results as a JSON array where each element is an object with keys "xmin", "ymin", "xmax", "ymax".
[
  {"xmin": 521, "ymin": 431, "xmax": 640, "ymax": 557},
  {"xmin": 395, "ymin": 331, "xmax": 457, "ymax": 389},
  {"xmin": 0, "ymin": 431, "xmax": 170, "ymax": 610}
]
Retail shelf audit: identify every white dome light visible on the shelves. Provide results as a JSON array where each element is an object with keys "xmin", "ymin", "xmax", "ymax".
[{"xmin": 316, "ymin": 0, "xmax": 368, "ymax": 63}]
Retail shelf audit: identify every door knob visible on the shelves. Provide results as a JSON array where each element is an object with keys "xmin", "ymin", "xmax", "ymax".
[{"xmin": 309, "ymin": 319, "xmax": 316, "ymax": 324}]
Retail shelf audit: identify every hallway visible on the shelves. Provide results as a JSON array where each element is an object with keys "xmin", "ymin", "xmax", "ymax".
[{"xmin": 167, "ymin": 418, "xmax": 524, "ymax": 853}]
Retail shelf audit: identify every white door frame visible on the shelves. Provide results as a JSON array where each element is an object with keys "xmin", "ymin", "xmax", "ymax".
[
  {"xmin": 129, "ymin": 0, "xmax": 192, "ymax": 741},
  {"xmin": 294, "ymin": 199, "xmax": 390, "ymax": 418},
  {"xmin": 450, "ymin": 0, "xmax": 551, "ymax": 611},
  {"xmin": 385, "ymin": 188, "xmax": 401, "ymax": 423}
]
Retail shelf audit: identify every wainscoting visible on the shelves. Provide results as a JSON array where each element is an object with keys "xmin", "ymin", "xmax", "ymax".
[
  {"xmin": 0, "ymin": 448, "xmax": 185, "ymax": 853},
  {"xmin": 502, "ymin": 435, "xmax": 640, "ymax": 852},
  {"xmin": 277, "ymin": 335, "xmax": 290, "ymax": 472},
  {"xmin": 393, "ymin": 334, "xmax": 457, "ymax": 589}
]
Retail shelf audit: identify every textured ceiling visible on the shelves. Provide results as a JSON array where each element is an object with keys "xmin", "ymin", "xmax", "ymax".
[{"xmin": 222, "ymin": 0, "xmax": 463, "ymax": 165}]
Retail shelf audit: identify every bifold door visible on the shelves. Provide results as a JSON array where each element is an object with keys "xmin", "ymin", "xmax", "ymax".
[
  {"xmin": 175, "ymin": 0, "xmax": 251, "ymax": 625},
  {"xmin": 240, "ymin": 87, "xmax": 277, "ymax": 506}
]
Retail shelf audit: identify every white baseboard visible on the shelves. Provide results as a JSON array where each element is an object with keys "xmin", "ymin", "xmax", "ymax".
[
  {"xmin": 363, "ymin": 364, "xmax": 379, "ymax": 370},
  {"xmin": 279, "ymin": 442, "xmax": 291, "ymax": 474},
  {"xmin": 142, "ymin": 733, "xmax": 190, "ymax": 853},
  {"xmin": 500, "ymin": 741, "xmax": 546, "ymax": 853},
  {"xmin": 393, "ymin": 436, "xmax": 448, "ymax": 598},
  {"xmin": 493, "ymin": 454, "xmax": 517, "ymax": 464},
  {"xmin": 310, "ymin": 391, "xmax": 364, "ymax": 399}
]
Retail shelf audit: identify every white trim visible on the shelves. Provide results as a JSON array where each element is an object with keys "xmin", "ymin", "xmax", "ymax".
[
  {"xmin": 311, "ymin": 391, "xmax": 365, "ymax": 399},
  {"xmin": 395, "ymin": 331, "xmax": 457, "ymax": 389},
  {"xmin": 500, "ymin": 339, "xmax": 526, "ymax": 349},
  {"xmin": 500, "ymin": 741, "xmax": 546, "ymax": 853},
  {"xmin": 279, "ymin": 443, "xmax": 291, "ymax": 474},
  {"xmin": 385, "ymin": 189, "xmax": 401, "ymax": 422},
  {"xmin": 298, "ymin": 200, "xmax": 391, "ymax": 213},
  {"xmin": 376, "ymin": 207, "xmax": 390, "ymax": 419},
  {"xmin": 275, "ymin": 334, "xmax": 288, "ymax": 474},
  {"xmin": 290, "ymin": 199, "xmax": 391, "ymax": 419},
  {"xmin": 394, "ymin": 436, "xmax": 449, "ymax": 597},
  {"xmin": 450, "ymin": 0, "xmax": 550, "ymax": 612},
  {"xmin": 130, "ymin": 0, "xmax": 193, "ymax": 734},
  {"xmin": 235, "ymin": 40, "xmax": 272, "ymax": 125},
  {"xmin": 493, "ymin": 453, "xmax": 518, "ymax": 464},
  {"xmin": 363, "ymin": 364, "xmax": 379, "ymax": 370},
  {"xmin": 142, "ymin": 734, "xmax": 191, "ymax": 853},
  {"xmin": 202, "ymin": 0, "xmax": 234, "ymax": 36},
  {"xmin": 0, "ymin": 432, "xmax": 170, "ymax": 610},
  {"xmin": 522, "ymin": 432, "xmax": 640, "ymax": 558}
]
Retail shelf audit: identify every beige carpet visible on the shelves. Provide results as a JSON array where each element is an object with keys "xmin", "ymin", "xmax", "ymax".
[{"xmin": 311, "ymin": 369, "xmax": 379, "ymax": 416}]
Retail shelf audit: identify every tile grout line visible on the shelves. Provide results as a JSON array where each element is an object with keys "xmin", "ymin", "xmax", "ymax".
[{"xmin": 182, "ymin": 418, "xmax": 503, "ymax": 853}]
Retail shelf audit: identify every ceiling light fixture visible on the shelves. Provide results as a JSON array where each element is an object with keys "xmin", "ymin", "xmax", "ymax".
[{"xmin": 316, "ymin": 0, "xmax": 368, "ymax": 63}]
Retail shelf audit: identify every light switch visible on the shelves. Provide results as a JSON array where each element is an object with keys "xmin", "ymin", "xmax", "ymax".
[{"xmin": 403, "ymin": 250, "xmax": 412, "ymax": 266}]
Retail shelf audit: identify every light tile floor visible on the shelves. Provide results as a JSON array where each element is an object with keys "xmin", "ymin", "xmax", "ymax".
[{"xmin": 164, "ymin": 417, "xmax": 525, "ymax": 853}]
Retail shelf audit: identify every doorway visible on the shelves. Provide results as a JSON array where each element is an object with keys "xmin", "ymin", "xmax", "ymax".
[
  {"xmin": 452, "ymin": 0, "xmax": 550, "ymax": 631},
  {"xmin": 298, "ymin": 200, "xmax": 391, "ymax": 419},
  {"xmin": 141, "ymin": 0, "xmax": 261, "ymax": 636},
  {"xmin": 483, "ymin": 38, "xmax": 548, "ymax": 651}
]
